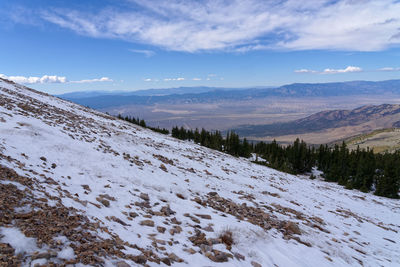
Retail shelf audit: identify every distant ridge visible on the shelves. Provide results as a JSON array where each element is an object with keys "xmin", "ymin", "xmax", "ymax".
[
  {"xmin": 58, "ymin": 79, "xmax": 400, "ymax": 109},
  {"xmin": 235, "ymin": 104, "xmax": 400, "ymax": 143}
]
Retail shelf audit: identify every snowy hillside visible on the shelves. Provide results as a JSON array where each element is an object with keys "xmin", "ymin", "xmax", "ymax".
[{"xmin": 1, "ymin": 77, "xmax": 399, "ymax": 267}]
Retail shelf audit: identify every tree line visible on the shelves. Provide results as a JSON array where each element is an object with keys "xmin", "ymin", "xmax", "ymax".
[
  {"xmin": 117, "ymin": 114, "xmax": 169, "ymax": 134},
  {"xmin": 117, "ymin": 114, "xmax": 399, "ymax": 199}
]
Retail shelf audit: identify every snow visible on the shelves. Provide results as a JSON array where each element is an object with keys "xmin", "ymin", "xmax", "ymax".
[
  {"xmin": 57, "ymin": 246, "xmax": 75, "ymax": 260},
  {"xmin": 0, "ymin": 227, "xmax": 39, "ymax": 255},
  {"xmin": 1, "ymin": 78, "xmax": 400, "ymax": 266}
]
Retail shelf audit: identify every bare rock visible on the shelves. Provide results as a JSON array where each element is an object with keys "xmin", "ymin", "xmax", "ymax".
[
  {"xmin": 195, "ymin": 214, "xmax": 212, "ymax": 220},
  {"xmin": 129, "ymin": 212, "xmax": 138, "ymax": 218},
  {"xmin": 284, "ymin": 221, "xmax": 301, "ymax": 235},
  {"xmin": 131, "ymin": 255, "xmax": 147, "ymax": 264},
  {"xmin": 157, "ymin": 226, "xmax": 166, "ymax": 233},
  {"xmin": 116, "ymin": 261, "xmax": 130, "ymax": 267},
  {"xmin": 251, "ymin": 261, "xmax": 262, "ymax": 267},
  {"xmin": 140, "ymin": 220, "xmax": 155, "ymax": 227},
  {"xmin": 161, "ymin": 258, "xmax": 171, "ymax": 266},
  {"xmin": 96, "ymin": 197, "xmax": 110, "ymax": 207},
  {"xmin": 140, "ymin": 193, "xmax": 150, "ymax": 201},
  {"xmin": 160, "ymin": 205, "xmax": 175, "ymax": 216}
]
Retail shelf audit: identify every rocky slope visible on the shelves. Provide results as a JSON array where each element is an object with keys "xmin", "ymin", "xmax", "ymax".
[{"xmin": 1, "ymin": 78, "xmax": 399, "ymax": 266}]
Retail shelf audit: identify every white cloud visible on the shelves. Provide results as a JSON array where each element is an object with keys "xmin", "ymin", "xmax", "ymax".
[
  {"xmin": 0, "ymin": 74, "xmax": 67, "ymax": 84},
  {"xmin": 322, "ymin": 66, "xmax": 362, "ymax": 74},
  {"xmin": 0, "ymin": 74, "xmax": 112, "ymax": 84},
  {"xmin": 192, "ymin": 78, "xmax": 201, "ymax": 81},
  {"xmin": 129, "ymin": 49, "xmax": 155, "ymax": 57},
  {"xmin": 38, "ymin": 0, "xmax": 400, "ymax": 52},
  {"xmin": 294, "ymin": 66, "xmax": 363, "ymax": 74}
]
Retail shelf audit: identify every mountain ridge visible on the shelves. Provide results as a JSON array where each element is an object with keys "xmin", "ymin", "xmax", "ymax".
[
  {"xmin": 235, "ymin": 104, "xmax": 400, "ymax": 144},
  {"xmin": 58, "ymin": 79, "xmax": 400, "ymax": 109}
]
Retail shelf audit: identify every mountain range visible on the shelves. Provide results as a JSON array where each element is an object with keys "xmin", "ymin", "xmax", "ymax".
[
  {"xmin": 58, "ymin": 80, "xmax": 400, "ymax": 109},
  {"xmin": 235, "ymin": 104, "xmax": 400, "ymax": 142}
]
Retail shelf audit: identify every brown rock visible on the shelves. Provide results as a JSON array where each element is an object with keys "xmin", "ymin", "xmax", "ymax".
[
  {"xmin": 116, "ymin": 261, "xmax": 130, "ymax": 267},
  {"xmin": 96, "ymin": 197, "xmax": 110, "ymax": 207},
  {"xmin": 195, "ymin": 214, "xmax": 212, "ymax": 220},
  {"xmin": 157, "ymin": 226, "xmax": 166, "ymax": 233},
  {"xmin": 140, "ymin": 193, "xmax": 149, "ymax": 201},
  {"xmin": 161, "ymin": 258, "xmax": 171, "ymax": 266},
  {"xmin": 140, "ymin": 220, "xmax": 155, "ymax": 227},
  {"xmin": 132, "ymin": 255, "xmax": 147, "ymax": 264},
  {"xmin": 129, "ymin": 212, "xmax": 138, "ymax": 218},
  {"xmin": 284, "ymin": 221, "xmax": 301, "ymax": 235},
  {"xmin": 251, "ymin": 261, "xmax": 262, "ymax": 267},
  {"xmin": 160, "ymin": 205, "xmax": 175, "ymax": 216},
  {"xmin": 176, "ymin": 193, "xmax": 186, "ymax": 199}
]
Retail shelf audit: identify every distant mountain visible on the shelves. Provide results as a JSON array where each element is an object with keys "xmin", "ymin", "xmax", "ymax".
[
  {"xmin": 235, "ymin": 104, "xmax": 400, "ymax": 144},
  {"xmin": 58, "ymin": 86, "xmax": 265, "ymax": 99},
  {"xmin": 58, "ymin": 79, "xmax": 400, "ymax": 109}
]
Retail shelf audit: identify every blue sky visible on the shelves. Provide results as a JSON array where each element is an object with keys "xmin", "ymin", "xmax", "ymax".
[{"xmin": 1, "ymin": 0, "xmax": 400, "ymax": 93}]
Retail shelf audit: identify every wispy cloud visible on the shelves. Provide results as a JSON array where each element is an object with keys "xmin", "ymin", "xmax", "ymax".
[
  {"xmin": 294, "ymin": 69, "xmax": 317, "ymax": 74},
  {"xmin": 379, "ymin": 67, "xmax": 400, "ymax": 71},
  {"xmin": 129, "ymin": 49, "xmax": 155, "ymax": 57},
  {"xmin": 0, "ymin": 74, "xmax": 113, "ymax": 84},
  {"xmin": 36, "ymin": 0, "xmax": 400, "ymax": 52},
  {"xmin": 69, "ymin": 77, "xmax": 113, "ymax": 83},
  {"xmin": 144, "ymin": 76, "xmax": 209, "ymax": 82},
  {"xmin": 294, "ymin": 66, "xmax": 363, "ymax": 74},
  {"xmin": 164, "ymin": 77, "xmax": 185, "ymax": 81}
]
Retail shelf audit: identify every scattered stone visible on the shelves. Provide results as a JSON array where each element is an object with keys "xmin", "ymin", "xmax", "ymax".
[
  {"xmin": 159, "ymin": 164, "xmax": 167, "ymax": 172},
  {"xmin": 160, "ymin": 205, "xmax": 175, "ymax": 216},
  {"xmin": 116, "ymin": 261, "xmax": 130, "ymax": 267},
  {"xmin": 0, "ymin": 243, "xmax": 15, "ymax": 255},
  {"xmin": 140, "ymin": 220, "xmax": 155, "ymax": 227},
  {"xmin": 40, "ymin": 156, "xmax": 47, "ymax": 161},
  {"xmin": 131, "ymin": 255, "xmax": 147, "ymax": 264},
  {"xmin": 81, "ymin": 184, "xmax": 91, "ymax": 191},
  {"xmin": 176, "ymin": 193, "xmax": 186, "ymax": 200},
  {"xmin": 157, "ymin": 226, "xmax": 166, "ymax": 233},
  {"xmin": 171, "ymin": 217, "xmax": 181, "ymax": 225},
  {"xmin": 251, "ymin": 261, "xmax": 262, "ymax": 267},
  {"xmin": 140, "ymin": 193, "xmax": 150, "ymax": 201},
  {"xmin": 96, "ymin": 197, "xmax": 110, "ymax": 207},
  {"xmin": 203, "ymin": 225, "xmax": 214, "ymax": 232},
  {"xmin": 195, "ymin": 214, "xmax": 212, "ymax": 220},
  {"xmin": 284, "ymin": 221, "xmax": 301, "ymax": 235},
  {"xmin": 184, "ymin": 248, "xmax": 196, "ymax": 254},
  {"xmin": 161, "ymin": 257, "xmax": 171, "ymax": 266}
]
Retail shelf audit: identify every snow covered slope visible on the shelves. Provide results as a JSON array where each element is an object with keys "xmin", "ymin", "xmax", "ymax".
[{"xmin": 1, "ymin": 78, "xmax": 399, "ymax": 267}]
